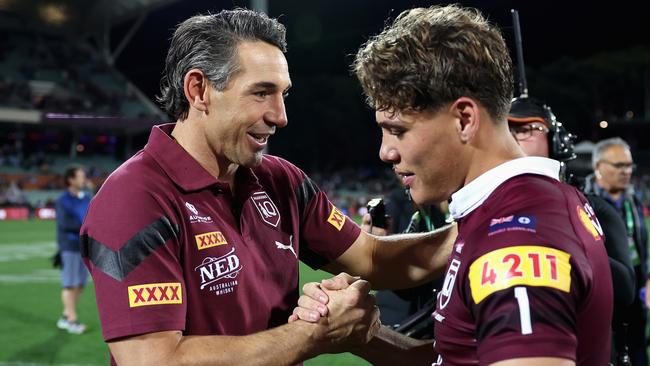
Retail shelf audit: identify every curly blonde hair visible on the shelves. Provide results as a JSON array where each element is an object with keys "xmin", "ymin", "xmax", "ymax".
[{"xmin": 353, "ymin": 5, "xmax": 513, "ymax": 120}]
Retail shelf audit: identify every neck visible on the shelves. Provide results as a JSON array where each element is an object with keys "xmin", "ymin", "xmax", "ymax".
[
  {"xmin": 171, "ymin": 119, "xmax": 238, "ymax": 186},
  {"xmin": 606, "ymin": 187, "xmax": 624, "ymax": 201},
  {"xmin": 596, "ymin": 179, "xmax": 624, "ymax": 201},
  {"xmin": 68, "ymin": 186, "xmax": 80, "ymax": 196},
  {"xmin": 464, "ymin": 121, "xmax": 525, "ymax": 185}
]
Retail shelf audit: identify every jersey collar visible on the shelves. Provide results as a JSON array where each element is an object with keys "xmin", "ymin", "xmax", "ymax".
[
  {"xmin": 449, "ymin": 157, "xmax": 560, "ymax": 220},
  {"xmin": 145, "ymin": 123, "xmax": 259, "ymax": 192}
]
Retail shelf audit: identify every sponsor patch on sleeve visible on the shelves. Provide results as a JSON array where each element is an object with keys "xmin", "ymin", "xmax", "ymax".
[
  {"xmin": 468, "ymin": 246, "xmax": 571, "ymax": 304},
  {"xmin": 488, "ymin": 215, "xmax": 536, "ymax": 236},
  {"xmin": 327, "ymin": 205, "xmax": 346, "ymax": 231},
  {"xmin": 577, "ymin": 204, "xmax": 603, "ymax": 241},
  {"xmin": 195, "ymin": 231, "xmax": 228, "ymax": 250},
  {"xmin": 128, "ymin": 282, "xmax": 182, "ymax": 308}
]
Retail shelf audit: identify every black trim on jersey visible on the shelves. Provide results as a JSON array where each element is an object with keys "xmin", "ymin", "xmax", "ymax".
[
  {"xmin": 81, "ymin": 217, "xmax": 180, "ymax": 281},
  {"xmin": 299, "ymin": 237, "xmax": 329, "ymax": 270},
  {"xmin": 295, "ymin": 176, "xmax": 319, "ymax": 218},
  {"xmin": 295, "ymin": 177, "xmax": 327, "ymax": 269}
]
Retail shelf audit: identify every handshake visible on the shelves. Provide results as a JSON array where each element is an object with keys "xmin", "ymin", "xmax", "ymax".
[{"xmin": 288, "ymin": 272, "xmax": 382, "ymax": 354}]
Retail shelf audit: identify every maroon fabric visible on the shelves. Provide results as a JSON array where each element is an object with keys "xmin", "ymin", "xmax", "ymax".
[
  {"xmin": 81, "ymin": 124, "xmax": 360, "ymax": 362},
  {"xmin": 433, "ymin": 174, "xmax": 612, "ymax": 365}
]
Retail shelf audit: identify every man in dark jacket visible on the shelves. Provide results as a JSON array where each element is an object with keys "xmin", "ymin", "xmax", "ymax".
[{"xmin": 583, "ymin": 137, "xmax": 648, "ymax": 366}]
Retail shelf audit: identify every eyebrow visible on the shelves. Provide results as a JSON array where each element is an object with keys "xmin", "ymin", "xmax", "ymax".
[
  {"xmin": 377, "ymin": 120, "xmax": 404, "ymax": 129},
  {"xmin": 248, "ymin": 81, "xmax": 292, "ymax": 93}
]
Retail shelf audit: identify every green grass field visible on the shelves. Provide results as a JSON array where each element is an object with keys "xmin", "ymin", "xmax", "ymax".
[
  {"xmin": 5, "ymin": 218, "xmax": 649, "ymax": 365},
  {"xmin": 0, "ymin": 220, "xmax": 369, "ymax": 366}
]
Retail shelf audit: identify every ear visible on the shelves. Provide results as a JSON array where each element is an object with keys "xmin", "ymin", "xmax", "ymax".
[
  {"xmin": 594, "ymin": 162, "xmax": 602, "ymax": 177},
  {"xmin": 450, "ymin": 97, "xmax": 480, "ymax": 143},
  {"xmin": 183, "ymin": 68, "xmax": 210, "ymax": 113}
]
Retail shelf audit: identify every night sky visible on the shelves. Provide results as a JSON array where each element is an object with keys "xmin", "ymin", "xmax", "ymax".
[{"xmin": 112, "ymin": 0, "xmax": 649, "ymax": 169}]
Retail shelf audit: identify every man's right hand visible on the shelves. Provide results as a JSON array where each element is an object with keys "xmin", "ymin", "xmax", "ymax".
[
  {"xmin": 289, "ymin": 273, "xmax": 380, "ymax": 351},
  {"xmin": 289, "ymin": 272, "xmax": 360, "ymax": 321}
]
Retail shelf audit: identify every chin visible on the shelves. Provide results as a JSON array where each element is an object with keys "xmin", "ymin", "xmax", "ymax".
[
  {"xmin": 410, "ymin": 189, "xmax": 439, "ymax": 207},
  {"xmin": 242, "ymin": 152, "xmax": 264, "ymax": 168}
]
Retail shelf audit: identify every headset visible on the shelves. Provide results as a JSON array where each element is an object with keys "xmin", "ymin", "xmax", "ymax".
[{"xmin": 509, "ymin": 10, "xmax": 576, "ymax": 163}]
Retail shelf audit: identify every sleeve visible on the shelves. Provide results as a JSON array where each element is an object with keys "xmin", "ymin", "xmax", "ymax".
[
  {"xmin": 466, "ymin": 242, "xmax": 581, "ymax": 364},
  {"xmin": 278, "ymin": 160, "xmax": 360, "ymax": 269},
  {"xmin": 589, "ymin": 195, "xmax": 635, "ymax": 310},
  {"xmin": 80, "ymin": 177, "xmax": 186, "ymax": 342}
]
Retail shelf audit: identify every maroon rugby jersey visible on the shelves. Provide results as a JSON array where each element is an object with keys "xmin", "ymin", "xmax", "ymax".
[
  {"xmin": 80, "ymin": 124, "xmax": 360, "ymax": 361},
  {"xmin": 433, "ymin": 157, "xmax": 612, "ymax": 365}
]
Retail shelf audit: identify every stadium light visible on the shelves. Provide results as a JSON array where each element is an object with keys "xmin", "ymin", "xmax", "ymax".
[
  {"xmin": 38, "ymin": 3, "xmax": 67, "ymax": 26},
  {"xmin": 0, "ymin": 0, "xmax": 12, "ymax": 10},
  {"xmin": 599, "ymin": 120, "xmax": 608, "ymax": 129}
]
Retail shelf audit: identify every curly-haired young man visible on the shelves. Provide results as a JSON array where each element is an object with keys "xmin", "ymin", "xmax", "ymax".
[{"xmin": 296, "ymin": 5, "xmax": 612, "ymax": 366}]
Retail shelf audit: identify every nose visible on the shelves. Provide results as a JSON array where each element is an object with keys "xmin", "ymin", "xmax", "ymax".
[
  {"xmin": 379, "ymin": 137, "xmax": 400, "ymax": 164},
  {"xmin": 265, "ymin": 95, "xmax": 288, "ymax": 129}
]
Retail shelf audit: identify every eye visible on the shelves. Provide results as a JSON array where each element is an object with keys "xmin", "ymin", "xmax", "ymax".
[
  {"xmin": 254, "ymin": 91, "xmax": 269, "ymax": 98},
  {"xmin": 282, "ymin": 91, "xmax": 290, "ymax": 100},
  {"xmin": 388, "ymin": 128, "xmax": 405, "ymax": 137}
]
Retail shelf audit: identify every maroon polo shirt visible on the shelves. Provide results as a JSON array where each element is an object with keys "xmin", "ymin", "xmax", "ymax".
[
  {"xmin": 433, "ymin": 158, "xmax": 612, "ymax": 365},
  {"xmin": 81, "ymin": 124, "xmax": 360, "ymax": 358}
]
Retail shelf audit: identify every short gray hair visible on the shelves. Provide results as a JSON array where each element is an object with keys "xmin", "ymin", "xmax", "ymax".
[
  {"xmin": 157, "ymin": 8, "xmax": 287, "ymax": 121},
  {"xmin": 592, "ymin": 137, "xmax": 631, "ymax": 168}
]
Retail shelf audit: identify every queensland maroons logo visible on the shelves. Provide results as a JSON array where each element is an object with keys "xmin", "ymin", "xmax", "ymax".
[
  {"xmin": 438, "ymin": 259, "xmax": 461, "ymax": 310},
  {"xmin": 251, "ymin": 191, "xmax": 280, "ymax": 227}
]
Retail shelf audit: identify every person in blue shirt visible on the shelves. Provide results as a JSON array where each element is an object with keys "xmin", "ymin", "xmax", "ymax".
[{"xmin": 55, "ymin": 164, "xmax": 91, "ymax": 334}]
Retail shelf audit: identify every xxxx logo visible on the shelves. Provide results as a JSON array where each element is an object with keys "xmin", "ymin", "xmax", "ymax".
[
  {"xmin": 195, "ymin": 231, "xmax": 228, "ymax": 250},
  {"xmin": 128, "ymin": 282, "xmax": 182, "ymax": 308},
  {"xmin": 327, "ymin": 205, "xmax": 346, "ymax": 231}
]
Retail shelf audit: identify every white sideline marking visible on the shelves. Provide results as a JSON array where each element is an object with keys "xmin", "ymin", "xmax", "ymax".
[
  {"xmin": 0, "ymin": 242, "xmax": 56, "ymax": 263},
  {"xmin": 0, "ymin": 269, "xmax": 60, "ymax": 283}
]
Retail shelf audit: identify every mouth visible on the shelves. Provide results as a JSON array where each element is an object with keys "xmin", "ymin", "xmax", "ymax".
[
  {"xmin": 395, "ymin": 169, "xmax": 415, "ymax": 187},
  {"xmin": 247, "ymin": 132, "xmax": 272, "ymax": 148}
]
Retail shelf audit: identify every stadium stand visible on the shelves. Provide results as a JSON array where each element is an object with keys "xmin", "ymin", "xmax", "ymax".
[{"xmin": 0, "ymin": 0, "xmax": 175, "ymax": 221}]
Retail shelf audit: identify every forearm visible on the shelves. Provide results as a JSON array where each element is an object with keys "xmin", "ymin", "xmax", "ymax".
[
  {"xmin": 368, "ymin": 223, "xmax": 456, "ymax": 289},
  {"xmin": 111, "ymin": 321, "xmax": 330, "ymax": 366},
  {"xmin": 351, "ymin": 326, "xmax": 435, "ymax": 366}
]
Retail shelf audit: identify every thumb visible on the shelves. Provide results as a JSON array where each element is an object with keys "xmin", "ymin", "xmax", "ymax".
[{"xmin": 348, "ymin": 279, "xmax": 372, "ymax": 295}]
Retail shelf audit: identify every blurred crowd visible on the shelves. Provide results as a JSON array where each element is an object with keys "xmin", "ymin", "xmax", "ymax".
[{"xmin": 0, "ymin": 31, "xmax": 152, "ymax": 118}]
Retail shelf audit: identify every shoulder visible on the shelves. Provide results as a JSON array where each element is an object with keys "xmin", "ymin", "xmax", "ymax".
[
  {"xmin": 95, "ymin": 150, "xmax": 167, "ymax": 200},
  {"xmin": 255, "ymin": 154, "xmax": 312, "ymax": 189},
  {"xmin": 465, "ymin": 175, "xmax": 591, "ymax": 256},
  {"xmin": 83, "ymin": 151, "xmax": 178, "ymax": 248}
]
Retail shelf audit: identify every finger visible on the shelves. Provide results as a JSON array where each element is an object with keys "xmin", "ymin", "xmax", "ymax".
[
  {"xmin": 297, "ymin": 295, "xmax": 329, "ymax": 316},
  {"xmin": 288, "ymin": 314, "xmax": 298, "ymax": 323},
  {"xmin": 321, "ymin": 272, "xmax": 360, "ymax": 290},
  {"xmin": 292, "ymin": 306, "xmax": 321, "ymax": 322},
  {"xmin": 369, "ymin": 308, "xmax": 382, "ymax": 341},
  {"xmin": 302, "ymin": 282, "xmax": 329, "ymax": 304},
  {"xmin": 362, "ymin": 214, "xmax": 372, "ymax": 226},
  {"xmin": 347, "ymin": 279, "xmax": 372, "ymax": 295}
]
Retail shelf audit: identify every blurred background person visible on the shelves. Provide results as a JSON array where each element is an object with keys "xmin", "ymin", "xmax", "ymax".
[
  {"xmin": 508, "ymin": 99, "xmax": 636, "ymax": 365},
  {"xmin": 55, "ymin": 164, "xmax": 91, "ymax": 335},
  {"xmin": 583, "ymin": 137, "xmax": 648, "ymax": 366}
]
